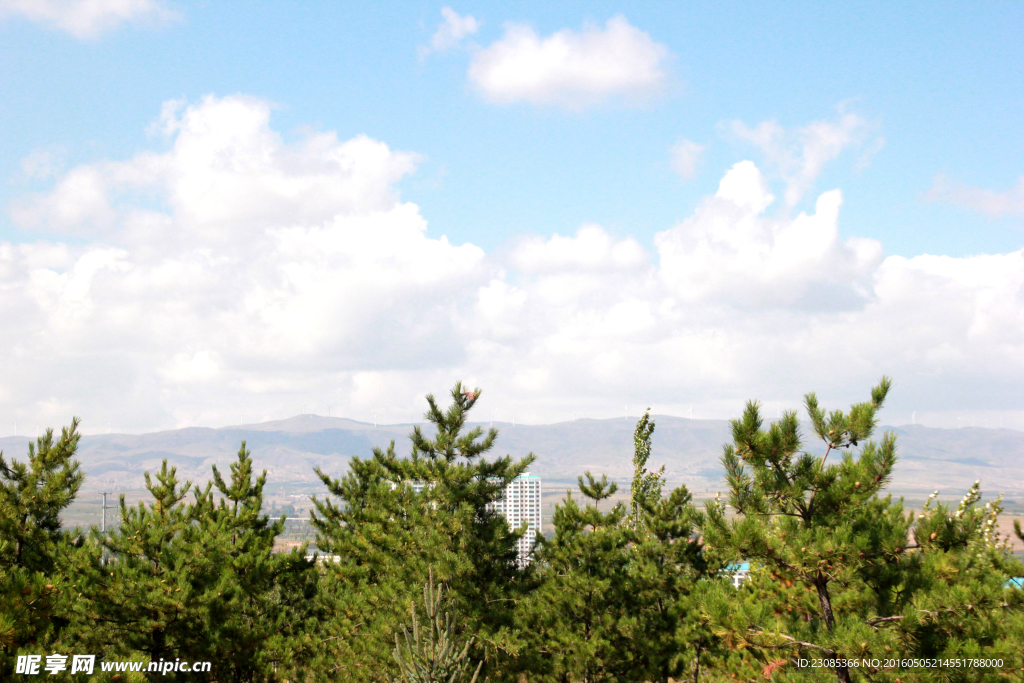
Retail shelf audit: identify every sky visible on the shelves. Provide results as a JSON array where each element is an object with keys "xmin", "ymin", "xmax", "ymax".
[{"xmin": 0, "ymin": 0, "xmax": 1022, "ymax": 434}]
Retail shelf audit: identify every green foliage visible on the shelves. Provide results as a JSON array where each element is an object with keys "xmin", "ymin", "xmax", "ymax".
[
  {"xmin": 391, "ymin": 570, "xmax": 483, "ymax": 683},
  {"xmin": 3, "ymin": 379, "xmax": 1022, "ymax": 682},
  {"xmin": 62, "ymin": 442, "xmax": 314, "ymax": 681},
  {"xmin": 0, "ymin": 421, "xmax": 85, "ymax": 677},
  {"xmin": 629, "ymin": 410, "xmax": 665, "ymax": 528},
  {"xmin": 702, "ymin": 376, "xmax": 1024, "ymax": 683},
  {"xmin": 0, "ymin": 421, "xmax": 84, "ymax": 574},
  {"xmin": 310, "ymin": 382, "xmax": 533, "ymax": 681},
  {"xmin": 519, "ymin": 416, "xmax": 720, "ymax": 683},
  {"xmin": 516, "ymin": 473, "xmax": 635, "ymax": 681}
]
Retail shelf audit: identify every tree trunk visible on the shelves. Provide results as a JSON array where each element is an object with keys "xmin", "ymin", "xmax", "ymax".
[{"xmin": 815, "ymin": 575, "xmax": 850, "ymax": 683}]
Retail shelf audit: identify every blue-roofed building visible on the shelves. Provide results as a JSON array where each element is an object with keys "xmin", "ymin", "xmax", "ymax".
[{"xmin": 725, "ymin": 562, "xmax": 751, "ymax": 588}]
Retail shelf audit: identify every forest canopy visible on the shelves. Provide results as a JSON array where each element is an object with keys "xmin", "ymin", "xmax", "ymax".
[{"xmin": 1, "ymin": 379, "xmax": 1022, "ymax": 682}]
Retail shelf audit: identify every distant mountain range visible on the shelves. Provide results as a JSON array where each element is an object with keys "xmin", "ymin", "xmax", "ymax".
[{"xmin": 2, "ymin": 415, "xmax": 1022, "ymax": 500}]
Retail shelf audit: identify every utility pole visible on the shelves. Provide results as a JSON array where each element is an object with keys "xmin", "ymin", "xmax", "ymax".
[
  {"xmin": 100, "ymin": 492, "xmax": 115, "ymax": 564},
  {"xmin": 100, "ymin": 492, "xmax": 115, "ymax": 534}
]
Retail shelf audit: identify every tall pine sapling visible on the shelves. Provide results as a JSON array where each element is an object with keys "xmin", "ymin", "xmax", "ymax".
[
  {"xmin": 391, "ymin": 569, "xmax": 483, "ymax": 683},
  {"xmin": 625, "ymin": 412, "xmax": 720, "ymax": 683}
]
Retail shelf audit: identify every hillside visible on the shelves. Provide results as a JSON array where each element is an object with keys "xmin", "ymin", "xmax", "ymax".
[{"xmin": 2, "ymin": 415, "xmax": 1021, "ymax": 500}]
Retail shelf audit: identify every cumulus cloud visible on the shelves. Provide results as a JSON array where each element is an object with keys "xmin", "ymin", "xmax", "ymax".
[
  {"xmin": 4, "ymin": 97, "xmax": 1024, "ymax": 435},
  {"xmin": 420, "ymin": 6, "xmax": 479, "ymax": 57},
  {"xmin": 727, "ymin": 108, "xmax": 880, "ymax": 206},
  {"xmin": 13, "ymin": 96, "xmax": 421, "ymax": 239},
  {"xmin": 472, "ymin": 165, "xmax": 1024, "ymax": 427},
  {"xmin": 669, "ymin": 138, "xmax": 705, "ymax": 180},
  {"xmin": 926, "ymin": 174, "xmax": 1024, "ymax": 219},
  {"xmin": 656, "ymin": 161, "xmax": 883, "ymax": 308},
  {"xmin": 3, "ymin": 96, "xmax": 484, "ymax": 430},
  {"xmin": 467, "ymin": 15, "xmax": 669, "ymax": 109},
  {"xmin": 0, "ymin": 0, "xmax": 177, "ymax": 39}
]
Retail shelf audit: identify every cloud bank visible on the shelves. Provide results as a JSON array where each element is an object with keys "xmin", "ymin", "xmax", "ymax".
[{"xmin": 4, "ymin": 96, "xmax": 1023, "ymax": 434}]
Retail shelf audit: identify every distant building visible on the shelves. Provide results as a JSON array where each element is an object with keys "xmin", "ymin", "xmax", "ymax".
[
  {"xmin": 487, "ymin": 472, "xmax": 543, "ymax": 567},
  {"xmin": 725, "ymin": 561, "xmax": 750, "ymax": 588},
  {"xmin": 406, "ymin": 472, "xmax": 543, "ymax": 567},
  {"xmin": 306, "ymin": 553, "xmax": 341, "ymax": 564}
]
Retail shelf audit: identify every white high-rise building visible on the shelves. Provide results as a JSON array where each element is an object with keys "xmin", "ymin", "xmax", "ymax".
[
  {"xmin": 487, "ymin": 472, "xmax": 542, "ymax": 567},
  {"xmin": 406, "ymin": 472, "xmax": 543, "ymax": 567}
]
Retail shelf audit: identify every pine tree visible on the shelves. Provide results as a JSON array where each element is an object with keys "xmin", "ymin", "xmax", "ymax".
[
  {"xmin": 0, "ymin": 421, "xmax": 85, "ymax": 677},
  {"xmin": 517, "ymin": 472, "xmax": 635, "ymax": 682},
  {"xmin": 628, "ymin": 483, "xmax": 720, "ymax": 683},
  {"xmin": 205, "ymin": 442, "xmax": 318, "ymax": 680},
  {"xmin": 701, "ymin": 377, "xmax": 1024, "ymax": 683},
  {"xmin": 900, "ymin": 484, "xmax": 1024, "ymax": 673},
  {"xmin": 310, "ymin": 383, "xmax": 533, "ymax": 681},
  {"xmin": 623, "ymin": 410, "xmax": 727, "ymax": 682},
  {"xmin": 521, "ymin": 454, "xmax": 714, "ymax": 683},
  {"xmin": 65, "ymin": 444, "xmax": 314, "ymax": 681},
  {"xmin": 64, "ymin": 460, "xmax": 216, "ymax": 669}
]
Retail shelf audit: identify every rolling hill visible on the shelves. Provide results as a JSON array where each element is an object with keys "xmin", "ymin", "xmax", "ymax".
[{"xmin": 3, "ymin": 415, "xmax": 1021, "ymax": 501}]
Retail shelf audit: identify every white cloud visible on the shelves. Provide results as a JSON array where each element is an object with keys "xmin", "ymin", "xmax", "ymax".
[
  {"xmin": 420, "ymin": 6, "xmax": 479, "ymax": 57},
  {"xmin": 926, "ymin": 174, "xmax": 1024, "ymax": 218},
  {"xmin": 0, "ymin": 0, "xmax": 177, "ymax": 39},
  {"xmin": 655, "ymin": 161, "xmax": 883, "ymax": 308},
  {"xmin": 510, "ymin": 225, "xmax": 646, "ymax": 273},
  {"xmin": 14, "ymin": 95, "xmax": 421, "ymax": 239},
  {"xmin": 727, "ymin": 108, "xmax": 880, "ymax": 206},
  {"xmin": 3, "ymin": 96, "xmax": 484, "ymax": 430},
  {"xmin": 669, "ymin": 138, "xmax": 705, "ymax": 180},
  {"xmin": 4, "ymin": 97, "xmax": 1024, "ymax": 435},
  {"xmin": 470, "ymin": 166, "xmax": 1024, "ymax": 427},
  {"xmin": 467, "ymin": 15, "xmax": 669, "ymax": 109}
]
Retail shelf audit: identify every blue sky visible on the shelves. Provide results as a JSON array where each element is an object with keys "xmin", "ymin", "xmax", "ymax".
[{"xmin": 0, "ymin": 1, "xmax": 1022, "ymax": 433}]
